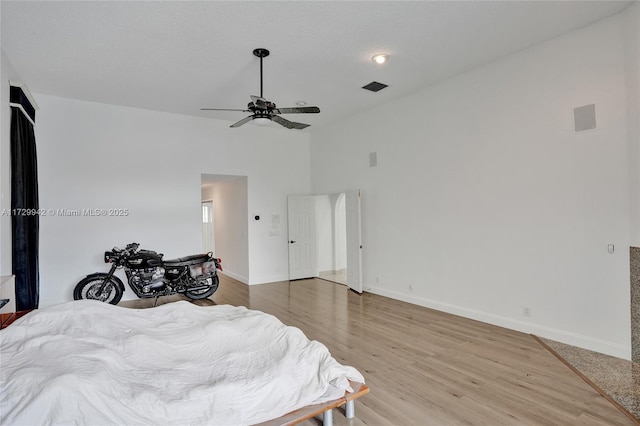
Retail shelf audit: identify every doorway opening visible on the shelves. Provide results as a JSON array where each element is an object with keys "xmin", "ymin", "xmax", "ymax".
[
  {"xmin": 201, "ymin": 174, "xmax": 249, "ymax": 284},
  {"xmin": 287, "ymin": 191, "xmax": 362, "ymax": 292},
  {"xmin": 317, "ymin": 193, "xmax": 347, "ymax": 285}
]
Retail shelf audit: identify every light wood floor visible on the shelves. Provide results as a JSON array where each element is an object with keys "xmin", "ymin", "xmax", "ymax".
[{"xmin": 122, "ymin": 276, "xmax": 635, "ymax": 425}]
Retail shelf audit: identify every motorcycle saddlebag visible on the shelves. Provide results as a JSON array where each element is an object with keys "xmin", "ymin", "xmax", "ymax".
[{"xmin": 189, "ymin": 260, "xmax": 216, "ymax": 278}]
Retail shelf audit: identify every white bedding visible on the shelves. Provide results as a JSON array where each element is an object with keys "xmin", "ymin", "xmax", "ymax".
[{"xmin": 0, "ymin": 300, "xmax": 364, "ymax": 425}]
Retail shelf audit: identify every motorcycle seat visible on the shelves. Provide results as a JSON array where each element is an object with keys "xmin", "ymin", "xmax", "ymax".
[{"xmin": 164, "ymin": 253, "xmax": 211, "ymax": 267}]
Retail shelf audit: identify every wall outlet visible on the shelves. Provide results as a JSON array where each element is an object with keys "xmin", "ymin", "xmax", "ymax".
[
  {"xmin": 523, "ymin": 307, "xmax": 531, "ymax": 317},
  {"xmin": 608, "ymin": 244, "xmax": 614, "ymax": 253}
]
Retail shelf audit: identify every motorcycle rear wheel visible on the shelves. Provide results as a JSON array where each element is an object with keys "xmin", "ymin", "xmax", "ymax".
[
  {"xmin": 73, "ymin": 276, "xmax": 123, "ymax": 305},
  {"xmin": 185, "ymin": 274, "xmax": 219, "ymax": 300}
]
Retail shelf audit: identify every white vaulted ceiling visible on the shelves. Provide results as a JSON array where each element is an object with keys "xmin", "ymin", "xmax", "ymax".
[{"xmin": 1, "ymin": 1, "xmax": 633, "ymax": 129}]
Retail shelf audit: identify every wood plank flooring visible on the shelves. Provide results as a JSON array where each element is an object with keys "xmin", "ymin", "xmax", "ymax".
[{"xmin": 122, "ymin": 276, "xmax": 635, "ymax": 425}]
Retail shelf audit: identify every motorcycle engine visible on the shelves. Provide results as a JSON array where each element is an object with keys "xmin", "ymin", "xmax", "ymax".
[{"xmin": 130, "ymin": 267, "xmax": 167, "ymax": 294}]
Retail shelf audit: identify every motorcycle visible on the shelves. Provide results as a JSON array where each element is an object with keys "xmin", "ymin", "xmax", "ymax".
[{"xmin": 73, "ymin": 242, "xmax": 222, "ymax": 305}]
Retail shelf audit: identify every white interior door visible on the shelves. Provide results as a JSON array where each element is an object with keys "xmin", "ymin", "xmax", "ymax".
[
  {"xmin": 345, "ymin": 190, "xmax": 363, "ymax": 293},
  {"xmin": 201, "ymin": 200, "xmax": 214, "ymax": 254},
  {"xmin": 287, "ymin": 195, "xmax": 317, "ymax": 280}
]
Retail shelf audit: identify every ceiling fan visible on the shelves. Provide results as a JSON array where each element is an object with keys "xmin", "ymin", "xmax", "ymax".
[{"xmin": 201, "ymin": 48, "xmax": 320, "ymax": 130}]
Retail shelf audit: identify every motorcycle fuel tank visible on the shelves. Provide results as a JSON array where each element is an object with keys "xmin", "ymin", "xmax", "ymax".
[{"xmin": 125, "ymin": 250, "xmax": 163, "ymax": 269}]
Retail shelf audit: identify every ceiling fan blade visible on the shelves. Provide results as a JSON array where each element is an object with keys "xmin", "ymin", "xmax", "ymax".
[
  {"xmin": 201, "ymin": 108, "xmax": 250, "ymax": 112},
  {"xmin": 271, "ymin": 115, "xmax": 310, "ymax": 130},
  {"xmin": 230, "ymin": 116, "xmax": 254, "ymax": 128},
  {"xmin": 274, "ymin": 106, "xmax": 321, "ymax": 114}
]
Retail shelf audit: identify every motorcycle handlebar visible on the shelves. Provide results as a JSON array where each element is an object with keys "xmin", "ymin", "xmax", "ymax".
[
  {"xmin": 126, "ymin": 242, "xmax": 140, "ymax": 251},
  {"xmin": 111, "ymin": 243, "xmax": 139, "ymax": 256}
]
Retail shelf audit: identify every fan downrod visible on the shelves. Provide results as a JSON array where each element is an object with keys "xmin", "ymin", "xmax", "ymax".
[{"xmin": 253, "ymin": 48, "xmax": 270, "ymax": 58}]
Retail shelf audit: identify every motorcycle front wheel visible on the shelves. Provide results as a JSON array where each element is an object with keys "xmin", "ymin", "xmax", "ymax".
[
  {"xmin": 73, "ymin": 275, "xmax": 123, "ymax": 305},
  {"xmin": 185, "ymin": 274, "xmax": 219, "ymax": 300}
]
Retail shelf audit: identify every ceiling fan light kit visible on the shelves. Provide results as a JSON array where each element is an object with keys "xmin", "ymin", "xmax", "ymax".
[
  {"xmin": 201, "ymin": 48, "xmax": 320, "ymax": 130},
  {"xmin": 252, "ymin": 117, "xmax": 271, "ymax": 126}
]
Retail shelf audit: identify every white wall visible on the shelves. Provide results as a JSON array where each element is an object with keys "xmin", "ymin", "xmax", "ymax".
[
  {"xmin": 202, "ymin": 177, "xmax": 249, "ymax": 283},
  {"xmin": 35, "ymin": 94, "xmax": 310, "ymax": 305},
  {"xmin": 625, "ymin": 2, "xmax": 640, "ymax": 247},
  {"xmin": 0, "ymin": 49, "xmax": 20, "ymax": 276},
  {"xmin": 311, "ymin": 12, "xmax": 634, "ymax": 358}
]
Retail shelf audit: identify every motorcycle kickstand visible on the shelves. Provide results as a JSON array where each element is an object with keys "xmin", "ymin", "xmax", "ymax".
[{"xmin": 153, "ymin": 295, "xmax": 159, "ymax": 308}]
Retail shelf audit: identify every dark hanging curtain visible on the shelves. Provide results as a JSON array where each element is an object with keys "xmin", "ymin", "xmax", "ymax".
[{"xmin": 10, "ymin": 85, "xmax": 39, "ymax": 311}]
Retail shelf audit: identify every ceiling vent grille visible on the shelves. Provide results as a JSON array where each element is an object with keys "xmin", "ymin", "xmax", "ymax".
[{"xmin": 362, "ymin": 81, "xmax": 388, "ymax": 92}]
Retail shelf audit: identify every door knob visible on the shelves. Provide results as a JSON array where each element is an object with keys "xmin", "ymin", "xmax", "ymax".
[{"xmin": 289, "ymin": 240, "xmax": 296, "ymax": 244}]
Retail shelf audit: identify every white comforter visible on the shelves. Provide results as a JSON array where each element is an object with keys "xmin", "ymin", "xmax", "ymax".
[{"xmin": 0, "ymin": 300, "xmax": 364, "ymax": 425}]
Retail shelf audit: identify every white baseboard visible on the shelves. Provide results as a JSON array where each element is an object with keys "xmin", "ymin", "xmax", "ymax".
[
  {"xmin": 219, "ymin": 270, "xmax": 248, "ymax": 284},
  {"xmin": 248, "ymin": 274, "xmax": 290, "ymax": 285},
  {"xmin": 366, "ymin": 286, "xmax": 631, "ymax": 360}
]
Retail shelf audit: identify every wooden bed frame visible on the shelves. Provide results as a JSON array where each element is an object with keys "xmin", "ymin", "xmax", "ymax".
[{"xmin": 257, "ymin": 381, "xmax": 369, "ymax": 426}]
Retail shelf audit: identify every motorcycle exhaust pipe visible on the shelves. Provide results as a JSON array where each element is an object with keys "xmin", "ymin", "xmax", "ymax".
[
  {"xmin": 181, "ymin": 285, "xmax": 210, "ymax": 292},
  {"xmin": 142, "ymin": 280, "xmax": 166, "ymax": 293}
]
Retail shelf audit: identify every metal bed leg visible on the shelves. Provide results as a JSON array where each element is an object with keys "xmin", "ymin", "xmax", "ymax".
[
  {"xmin": 345, "ymin": 400, "xmax": 355, "ymax": 419},
  {"xmin": 323, "ymin": 408, "xmax": 333, "ymax": 426}
]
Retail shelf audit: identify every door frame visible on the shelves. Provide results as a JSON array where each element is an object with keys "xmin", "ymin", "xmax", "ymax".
[
  {"xmin": 287, "ymin": 190, "xmax": 363, "ymax": 292},
  {"xmin": 345, "ymin": 190, "xmax": 363, "ymax": 293}
]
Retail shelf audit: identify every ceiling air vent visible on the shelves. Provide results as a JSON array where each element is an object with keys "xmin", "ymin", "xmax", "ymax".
[{"xmin": 362, "ymin": 81, "xmax": 388, "ymax": 92}]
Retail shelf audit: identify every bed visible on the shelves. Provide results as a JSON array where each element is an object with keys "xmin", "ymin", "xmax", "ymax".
[{"xmin": 0, "ymin": 300, "xmax": 366, "ymax": 425}]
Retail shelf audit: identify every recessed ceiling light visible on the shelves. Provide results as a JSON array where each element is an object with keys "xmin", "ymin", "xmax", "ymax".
[{"xmin": 372, "ymin": 54, "xmax": 389, "ymax": 64}]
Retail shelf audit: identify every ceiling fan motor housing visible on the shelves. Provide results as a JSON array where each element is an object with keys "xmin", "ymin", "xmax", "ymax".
[{"xmin": 253, "ymin": 48, "xmax": 270, "ymax": 58}]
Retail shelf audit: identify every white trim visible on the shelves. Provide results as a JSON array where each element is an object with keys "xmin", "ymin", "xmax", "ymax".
[
  {"xmin": 218, "ymin": 269, "xmax": 248, "ymax": 284},
  {"xmin": 366, "ymin": 286, "xmax": 631, "ymax": 360},
  {"xmin": 9, "ymin": 80, "xmax": 39, "ymax": 110},
  {"xmin": 8, "ymin": 102, "xmax": 36, "ymax": 127},
  {"xmin": 248, "ymin": 273, "xmax": 290, "ymax": 285},
  {"xmin": 252, "ymin": 274, "xmax": 290, "ymax": 284}
]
